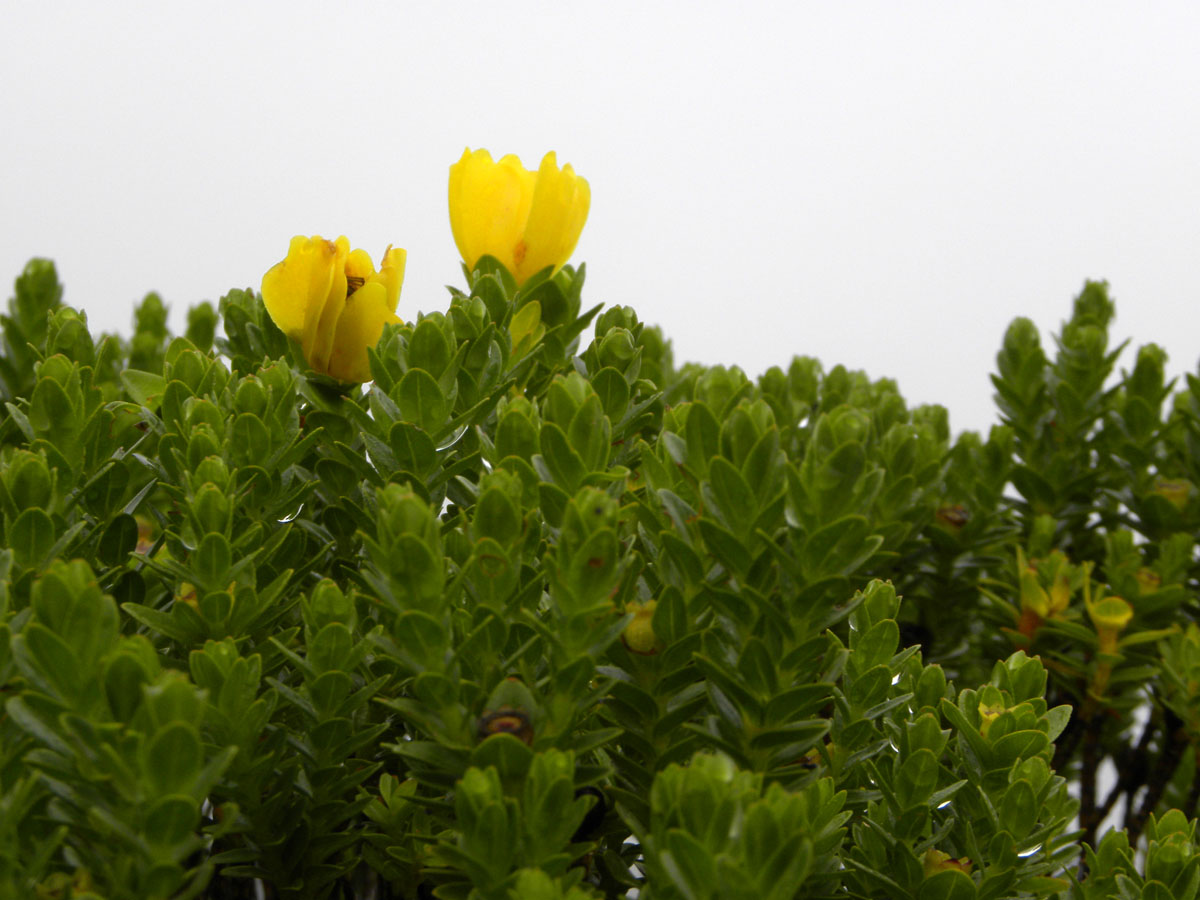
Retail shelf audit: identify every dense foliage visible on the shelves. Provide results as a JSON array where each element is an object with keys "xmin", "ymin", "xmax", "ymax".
[{"xmin": 3, "ymin": 256, "xmax": 1200, "ymax": 900}]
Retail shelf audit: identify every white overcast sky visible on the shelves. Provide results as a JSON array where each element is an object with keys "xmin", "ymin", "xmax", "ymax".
[{"xmin": 3, "ymin": 1, "xmax": 1198, "ymax": 436}]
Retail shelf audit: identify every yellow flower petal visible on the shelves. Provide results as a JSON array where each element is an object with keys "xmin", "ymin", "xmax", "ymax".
[
  {"xmin": 371, "ymin": 246, "xmax": 407, "ymax": 312},
  {"xmin": 450, "ymin": 148, "xmax": 531, "ymax": 272},
  {"xmin": 518, "ymin": 152, "xmax": 590, "ymax": 283},
  {"xmin": 305, "ymin": 236, "xmax": 350, "ymax": 375},
  {"xmin": 326, "ymin": 279, "xmax": 401, "ymax": 383},
  {"xmin": 261, "ymin": 235, "xmax": 338, "ymax": 342}
]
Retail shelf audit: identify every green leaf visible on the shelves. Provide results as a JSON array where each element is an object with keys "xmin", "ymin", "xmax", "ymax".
[
  {"xmin": 193, "ymin": 533, "xmax": 232, "ymax": 588},
  {"xmin": 685, "ymin": 402, "xmax": 721, "ymax": 479},
  {"xmin": 895, "ymin": 748, "xmax": 940, "ymax": 807},
  {"xmin": 10, "ymin": 507, "xmax": 55, "ymax": 569},
  {"xmin": 708, "ymin": 456, "xmax": 756, "ymax": 535},
  {"xmin": 120, "ymin": 368, "xmax": 167, "ymax": 409},
  {"xmin": 410, "ymin": 317, "xmax": 452, "ymax": 377},
  {"xmin": 390, "ymin": 421, "xmax": 437, "ymax": 477},
  {"xmin": 697, "ymin": 518, "xmax": 751, "ymax": 577},
  {"xmin": 917, "ymin": 868, "xmax": 977, "ymax": 900},
  {"xmin": 470, "ymin": 734, "xmax": 535, "ymax": 786},
  {"xmin": 97, "ymin": 513, "xmax": 139, "ymax": 567},
  {"xmin": 398, "ymin": 367, "xmax": 448, "ymax": 434},
  {"xmin": 592, "ymin": 366, "xmax": 631, "ymax": 422},
  {"xmin": 231, "ymin": 413, "xmax": 271, "ymax": 468},
  {"xmin": 992, "ymin": 729, "xmax": 1049, "ymax": 764},
  {"xmin": 801, "ymin": 515, "xmax": 880, "ymax": 581},
  {"xmin": 568, "ymin": 394, "xmax": 611, "ymax": 473},
  {"xmin": 144, "ymin": 722, "xmax": 203, "ymax": 795},
  {"xmin": 144, "ymin": 794, "xmax": 200, "ymax": 847},
  {"xmin": 538, "ymin": 422, "xmax": 587, "ymax": 494},
  {"xmin": 999, "ymin": 779, "xmax": 1036, "ymax": 840}
]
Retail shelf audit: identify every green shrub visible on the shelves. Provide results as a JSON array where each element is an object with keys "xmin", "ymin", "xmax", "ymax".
[{"xmin": 3, "ymin": 255, "xmax": 1200, "ymax": 899}]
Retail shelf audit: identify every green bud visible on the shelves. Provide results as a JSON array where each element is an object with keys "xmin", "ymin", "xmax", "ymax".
[
  {"xmin": 45, "ymin": 307, "xmax": 94, "ymax": 365},
  {"xmin": 827, "ymin": 406, "xmax": 870, "ymax": 448},
  {"xmin": 378, "ymin": 484, "xmax": 439, "ymax": 549},
  {"xmin": 305, "ymin": 579, "xmax": 356, "ymax": 633},
  {"xmin": 559, "ymin": 486, "xmax": 618, "ymax": 562},
  {"xmin": 595, "ymin": 305, "xmax": 639, "ymax": 335},
  {"xmin": 759, "ymin": 366, "xmax": 788, "ymax": 404},
  {"xmin": 257, "ymin": 361, "xmax": 294, "ymax": 405},
  {"xmin": 544, "ymin": 372, "xmax": 592, "ymax": 429},
  {"xmin": 191, "ymin": 483, "xmax": 231, "ymax": 535},
  {"xmin": 1145, "ymin": 829, "xmax": 1189, "ymax": 887},
  {"xmin": 141, "ymin": 671, "xmax": 204, "ymax": 729},
  {"xmin": 787, "ymin": 356, "xmax": 822, "ymax": 407},
  {"xmin": 13, "ymin": 258, "xmax": 62, "ymax": 337},
  {"xmin": 233, "ymin": 376, "xmax": 268, "ymax": 418},
  {"xmin": 449, "ymin": 294, "xmax": 488, "ymax": 337},
  {"xmin": 914, "ymin": 664, "xmax": 948, "ymax": 712},
  {"xmin": 1071, "ymin": 279, "xmax": 1115, "ymax": 330},
  {"xmin": 821, "ymin": 364, "xmax": 871, "ymax": 409},
  {"xmin": 857, "ymin": 580, "xmax": 899, "ymax": 628},
  {"xmin": 186, "ymin": 301, "xmax": 217, "ymax": 352},
  {"xmin": 133, "ymin": 291, "xmax": 169, "ymax": 337},
  {"xmin": 35, "ymin": 353, "xmax": 76, "ymax": 387},
  {"xmin": 597, "ymin": 327, "xmax": 636, "ymax": 370},
  {"xmin": 473, "ymin": 469, "xmax": 524, "ymax": 546},
  {"xmin": 186, "ymin": 398, "xmax": 225, "ymax": 434},
  {"xmin": 495, "ymin": 398, "xmax": 541, "ymax": 461},
  {"xmin": 996, "ymin": 317, "xmax": 1046, "ymax": 386},
  {"xmin": 694, "ymin": 365, "xmax": 750, "ymax": 417},
  {"xmin": 169, "ymin": 349, "xmax": 208, "ymax": 394},
  {"xmin": 1129, "ymin": 343, "xmax": 1167, "ymax": 402},
  {"xmin": 408, "ymin": 313, "xmax": 453, "ymax": 378},
  {"xmin": 187, "ymin": 425, "xmax": 223, "ymax": 471},
  {"xmin": 912, "ymin": 404, "xmax": 950, "ymax": 444}
]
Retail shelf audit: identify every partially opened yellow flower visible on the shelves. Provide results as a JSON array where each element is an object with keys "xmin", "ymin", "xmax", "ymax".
[
  {"xmin": 261, "ymin": 236, "xmax": 405, "ymax": 383},
  {"xmin": 449, "ymin": 148, "xmax": 590, "ymax": 285}
]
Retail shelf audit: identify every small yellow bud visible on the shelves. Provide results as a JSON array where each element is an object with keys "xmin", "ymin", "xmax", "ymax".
[
  {"xmin": 1135, "ymin": 567, "xmax": 1162, "ymax": 595},
  {"xmin": 978, "ymin": 701, "xmax": 1007, "ymax": 738},
  {"xmin": 621, "ymin": 601, "xmax": 661, "ymax": 655},
  {"xmin": 1153, "ymin": 478, "xmax": 1192, "ymax": 511},
  {"xmin": 923, "ymin": 848, "xmax": 972, "ymax": 877}
]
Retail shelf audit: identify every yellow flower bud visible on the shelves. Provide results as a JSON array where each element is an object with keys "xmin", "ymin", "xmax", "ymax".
[
  {"xmin": 923, "ymin": 848, "xmax": 972, "ymax": 877},
  {"xmin": 621, "ymin": 600, "xmax": 661, "ymax": 655},
  {"xmin": 1135, "ymin": 567, "xmax": 1162, "ymax": 595},
  {"xmin": 449, "ymin": 148, "xmax": 590, "ymax": 285},
  {"xmin": 1153, "ymin": 477, "xmax": 1191, "ymax": 511},
  {"xmin": 261, "ymin": 236, "xmax": 406, "ymax": 383},
  {"xmin": 978, "ymin": 701, "xmax": 1007, "ymax": 738}
]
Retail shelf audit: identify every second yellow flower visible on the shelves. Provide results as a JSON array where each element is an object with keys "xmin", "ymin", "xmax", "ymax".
[{"xmin": 449, "ymin": 148, "xmax": 590, "ymax": 285}]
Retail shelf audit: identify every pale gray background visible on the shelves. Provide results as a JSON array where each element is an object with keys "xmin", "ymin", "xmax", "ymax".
[{"xmin": 3, "ymin": 1, "xmax": 1198, "ymax": 436}]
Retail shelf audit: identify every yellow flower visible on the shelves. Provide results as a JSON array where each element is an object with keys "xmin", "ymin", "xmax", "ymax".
[
  {"xmin": 261, "ymin": 236, "xmax": 406, "ymax": 383},
  {"xmin": 449, "ymin": 148, "xmax": 590, "ymax": 285},
  {"xmin": 1087, "ymin": 594, "xmax": 1134, "ymax": 655}
]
